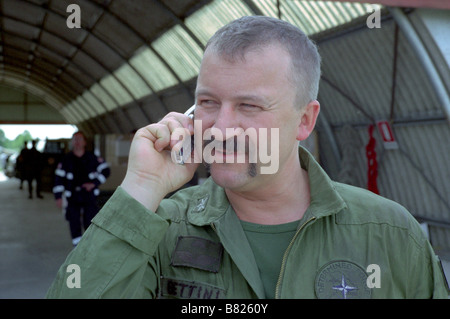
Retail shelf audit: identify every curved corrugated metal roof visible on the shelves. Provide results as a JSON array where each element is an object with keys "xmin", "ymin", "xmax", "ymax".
[{"xmin": 1, "ymin": 0, "xmax": 385, "ymax": 131}]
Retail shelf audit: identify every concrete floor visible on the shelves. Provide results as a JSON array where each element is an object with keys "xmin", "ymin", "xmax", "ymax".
[
  {"xmin": 0, "ymin": 172, "xmax": 73, "ymax": 298},
  {"xmin": 1, "ymin": 171, "xmax": 449, "ymax": 299}
]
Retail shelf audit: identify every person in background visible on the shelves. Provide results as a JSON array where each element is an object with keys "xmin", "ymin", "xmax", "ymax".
[
  {"xmin": 16, "ymin": 141, "xmax": 29, "ymax": 190},
  {"xmin": 53, "ymin": 131, "xmax": 110, "ymax": 247},
  {"xmin": 22, "ymin": 140, "xmax": 43, "ymax": 199}
]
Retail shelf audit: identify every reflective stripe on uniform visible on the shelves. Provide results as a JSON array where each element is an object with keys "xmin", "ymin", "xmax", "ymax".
[
  {"xmin": 97, "ymin": 174, "xmax": 106, "ymax": 184},
  {"xmin": 97, "ymin": 162, "xmax": 109, "ymax": 172},
  {"xmin": 53, "ymin": 185, "xmax": 65, "ymax": 193},
  {"xmin": 55, "ymin": 169, "xmax": 66, "ymax": 177}
]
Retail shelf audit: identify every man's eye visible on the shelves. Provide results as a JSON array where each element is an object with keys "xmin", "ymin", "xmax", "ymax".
[
  {"xmin": 241, "ymin": 103, "xmax": 259, "ymax": 110},
  {"xmin": 200, "ymin": 100, "xmax": 218, "ymax": 107}
]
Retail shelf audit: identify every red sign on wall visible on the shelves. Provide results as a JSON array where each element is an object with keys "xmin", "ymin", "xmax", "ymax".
[{"xmin": 377, "ymin": 121, "xmax": 398, "ymax": 149}]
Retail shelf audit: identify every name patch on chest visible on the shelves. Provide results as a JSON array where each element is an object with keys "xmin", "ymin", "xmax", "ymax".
[
  {"xmin": 171, "ymin": 236, "xmax": 223, "ymax": 273},
  {"xmin": 160, "ymin": 277, "xmax": 226, "ymax": 299}
]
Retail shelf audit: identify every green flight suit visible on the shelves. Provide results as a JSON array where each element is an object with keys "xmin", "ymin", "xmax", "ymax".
[{"xmin": 46, "ymin": 147, "xmax": 449, "ymax": 299}]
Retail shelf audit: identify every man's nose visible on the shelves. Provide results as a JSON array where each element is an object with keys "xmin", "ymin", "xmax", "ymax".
[{"xmin": 212, "ymin": 105, "xmax": 242, "ymax": 141}]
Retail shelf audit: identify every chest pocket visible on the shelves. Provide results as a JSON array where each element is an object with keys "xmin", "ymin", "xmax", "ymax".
[
  {"xmin": 160, "ymin": 236, "xmax": 225, "ymax": 299},
  {"xmin": 171, "ymin": 236, "xmax": 223, "ymax": 273}
]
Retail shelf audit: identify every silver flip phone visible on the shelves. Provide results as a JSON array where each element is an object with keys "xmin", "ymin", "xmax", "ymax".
[
  {"xmin": 184, "ymin": 104, "xmax": 196, "ymax": 119},
  {"xmin": 174, "ymin": 105, "xmax": 195, "ymax": 164}
]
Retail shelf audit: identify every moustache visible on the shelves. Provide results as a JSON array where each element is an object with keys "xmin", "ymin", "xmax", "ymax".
[{"xmin": 202, "ymin": 135, "xmax": 253, "ymax": 154}]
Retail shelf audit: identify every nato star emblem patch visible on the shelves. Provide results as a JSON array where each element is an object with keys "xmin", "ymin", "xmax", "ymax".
[{"xmin": 315, "ymin": 260, "xmax": 372, "ymax": 299}]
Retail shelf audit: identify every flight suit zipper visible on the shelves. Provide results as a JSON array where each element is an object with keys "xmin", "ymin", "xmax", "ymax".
[{"xmin": 274, "ymin": 216, "xmax": 316, "ymax": 299}]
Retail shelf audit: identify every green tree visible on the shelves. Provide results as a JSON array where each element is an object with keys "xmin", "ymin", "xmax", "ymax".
[
  {"xmin": 0, "ymin": 130, "xmax": 33, "ymax": 151},
  {"xmin": 0, "ymin": 129, "xmax": 6, "ymax": 147}
]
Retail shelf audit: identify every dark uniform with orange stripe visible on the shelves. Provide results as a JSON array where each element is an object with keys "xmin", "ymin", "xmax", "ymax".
[{"xmin": 53, "ymin": 151, "xmax": 110, "ymax": 246}]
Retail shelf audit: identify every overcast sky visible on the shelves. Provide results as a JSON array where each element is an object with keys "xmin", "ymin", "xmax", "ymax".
[{"xmin": 0, "ymin": 124, "xmax": 77, "ymax": 141}]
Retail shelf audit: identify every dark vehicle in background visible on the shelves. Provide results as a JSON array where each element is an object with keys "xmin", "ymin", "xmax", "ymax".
[
  {"xmin": 2, "ymin": 138, "xmax": 70, "ymax": 192},
  {"xmin": 1, "ymin": 149, "xmax": 17, "ymax": 178}
]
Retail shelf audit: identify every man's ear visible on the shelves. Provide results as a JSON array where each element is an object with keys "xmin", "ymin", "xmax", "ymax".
[{"xmin": 296, "ymin": 100, "xmax": 320, "ymax": 141}]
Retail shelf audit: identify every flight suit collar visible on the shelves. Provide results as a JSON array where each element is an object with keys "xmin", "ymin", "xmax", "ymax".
[
  {"xmin": 186, "ymin": 146, "xmax": 347, "ymax": 298},
  {"xmin": 187, "ymin": 146, "xmax": 347, "ymax": 227},
  {"xmin": 298, "ymin": 146, "xmax": 348, "ymax": 220}
]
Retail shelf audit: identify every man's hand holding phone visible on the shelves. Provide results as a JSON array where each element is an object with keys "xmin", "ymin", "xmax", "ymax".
[{"xmin": 120, "ymin": 107, "xmax": 198, "ymax": 212}]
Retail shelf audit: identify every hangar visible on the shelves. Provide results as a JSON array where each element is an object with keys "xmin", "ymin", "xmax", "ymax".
[{"xmin": 0, "ymin": 0, "xmax": 449, "ymax": 297}]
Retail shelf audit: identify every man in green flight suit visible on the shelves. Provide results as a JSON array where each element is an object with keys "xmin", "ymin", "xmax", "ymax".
[{"xmin": 47, "ymin": 16, "xmax": 448, "ymax": 299}]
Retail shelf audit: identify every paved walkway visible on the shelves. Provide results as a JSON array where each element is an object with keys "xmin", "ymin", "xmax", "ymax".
[{"xmin": 0, "ymin": 172, "xmax": 73, "ymax": 298}]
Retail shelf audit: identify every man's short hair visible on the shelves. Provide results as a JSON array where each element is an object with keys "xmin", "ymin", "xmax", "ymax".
[
  {"xmin": 204, "ymin": 16, "xmax": 321, "ymax": 108},
  {"xmin": 72, "ymin": 131, "xmax": 86, "ymax": 140}
]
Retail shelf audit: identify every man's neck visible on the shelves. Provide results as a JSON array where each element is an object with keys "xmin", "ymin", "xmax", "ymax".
[
  {"xmin": 73, "ymin": 149, "xmax": 85, "ymax": 157},
  {"xmin": 225, "ymin": 159, "xmax": 311, "ymax": 225}
]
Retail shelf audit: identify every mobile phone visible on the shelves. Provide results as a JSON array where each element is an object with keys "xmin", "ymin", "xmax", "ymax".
[
  {"xmin": 184, "ymin": 104, "xmax": 196, "ymax": 119},
  {"xmin": 174, "ymin": 104, "xmax": 195, "ymax": 164}
]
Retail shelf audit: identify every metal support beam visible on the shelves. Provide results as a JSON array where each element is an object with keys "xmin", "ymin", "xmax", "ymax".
[{"xmin": 389, "ymin": 7, "xmax": 450, "ymax": 124}]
